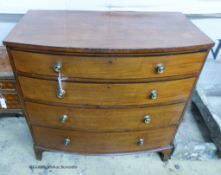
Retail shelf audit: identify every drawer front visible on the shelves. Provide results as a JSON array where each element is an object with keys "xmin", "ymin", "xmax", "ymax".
[
  {"xmin": 33, "ymin": 126, "xmax": 175, "ymax": 153},
  {"xmin": 26, "ymin": 102, "xmax": 185, "ymax": 131},
  {"xmin": 19, "ymin": 76, "xmax": 195, "ymax": 106},
  {"xmin": 0, "ymin": 93, "xmax": 20, "ymax": 109},
  {"xmin": 11, "ymin": 50, "xmax": 207, "ymax": 81}
]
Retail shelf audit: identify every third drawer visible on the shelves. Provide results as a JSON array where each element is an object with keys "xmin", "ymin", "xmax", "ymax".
[{"xmin": 26, "ymin": 102, "xmax": 185, "ymax": 131}]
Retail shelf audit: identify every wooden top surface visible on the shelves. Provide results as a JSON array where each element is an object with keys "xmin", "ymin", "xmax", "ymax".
[{"xmin": 4, "ymin": 10, "xmax": 214, "ymax": 55}]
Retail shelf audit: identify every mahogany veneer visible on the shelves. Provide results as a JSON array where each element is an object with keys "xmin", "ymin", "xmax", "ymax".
[
  {"xmin": 3, "ymin": 10, "xmax": 214, "ymax": 161},
  {"xmin": 19, "ymin": 76, "xmax": 195, "ymax": 106}
]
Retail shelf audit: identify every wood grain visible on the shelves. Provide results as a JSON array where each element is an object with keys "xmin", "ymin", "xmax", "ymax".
[
  {"xmin": 11, "ymin": 50, "xmax": 207, "ymax": 81},
  {"xmin": 19, "ymin": 76, "xmax": 195, "ymax": 106},
  {"xmin": 33, "ymin": 125, "xmax": 176, "ymax": 153},
  {"xmin": 0, "ymin": 81, "xmax": 16, "ymax": 91},
  {"xmin": 0, "ymin": 47, "xmax": 14, "ymax": 79},
  {"xmin": 26, "ymin": 102, "xmax": 185, "ymax": 131}
]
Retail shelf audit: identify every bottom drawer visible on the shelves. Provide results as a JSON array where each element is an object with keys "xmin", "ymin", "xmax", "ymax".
[{"xmin": 33, "ymin": 126, "xmax": 175, "ymax": 153}]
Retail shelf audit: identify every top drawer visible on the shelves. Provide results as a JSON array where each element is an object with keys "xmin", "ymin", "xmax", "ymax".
[{"xmin": 11, "ymin": 50, "xmax": 207, "ymax": 82}]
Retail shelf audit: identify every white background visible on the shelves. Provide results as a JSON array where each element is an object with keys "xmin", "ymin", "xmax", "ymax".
[{"xmin": 0, "ymin": 0, "xmax": 221, "ymax": 14}]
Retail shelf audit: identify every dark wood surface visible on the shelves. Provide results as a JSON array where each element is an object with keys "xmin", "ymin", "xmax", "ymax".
[
  {"xmin": 11, "ymin": 50, "xmax": 208, "ymax": 82},
  {"xmin": 26, "ymin": 101, "xmax": 185, "ymax": 131},
  {"xmin": 4, "ymin": 11, "xmax": 214, "ymax": 55},
  {"xmin": 33, "ymin": 125, "xmax": 176, "ymax": 153},
  {"xmin": 19, "ymin": 76, "xmax": 195, "ymax": 107}
]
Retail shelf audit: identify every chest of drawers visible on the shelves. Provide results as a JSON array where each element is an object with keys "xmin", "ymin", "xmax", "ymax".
[{"xmin": 3, "ymin": 10, "xmax": 214, "ymax": 161}]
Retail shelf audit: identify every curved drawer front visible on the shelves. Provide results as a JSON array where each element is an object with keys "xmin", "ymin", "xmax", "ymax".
[
  {"xmin": 11, "ymin": 50, "xmax": 207, "ymax": 81},
  {"xmin": 19, "ymin": 76, "xmax": 195, "ymax": 106},
  {"xmin": 26, "ymin": 102, "xmax": 185, "ymax": 131},
  {"xmin": 0, "ymin": 81, "xmax": 16, "ymax": 91},
  {"xmin": 33, "ymin": 126, "xmax": 175, "ymax": 153}
]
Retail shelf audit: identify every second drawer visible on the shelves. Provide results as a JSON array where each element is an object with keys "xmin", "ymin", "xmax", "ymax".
[
  {"xmin": 26, "ymin": 102, "xmax": 185, "ymax": 131},
  {"xmin": 19, "ymin": 76, "xmax": 195, "ymax": 106},
  {"xmin": 11, "ymin": 50, "xmax": 207, "ymax": 81}
]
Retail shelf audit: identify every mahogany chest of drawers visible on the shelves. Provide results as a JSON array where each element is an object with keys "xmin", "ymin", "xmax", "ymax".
[
  {"xmin": 3, "ymin": 10, "xmax": 214, "ymax": 161},
  {"xmin": 0, "ymin": 47, "xmax": 21, "ymax": 114}
]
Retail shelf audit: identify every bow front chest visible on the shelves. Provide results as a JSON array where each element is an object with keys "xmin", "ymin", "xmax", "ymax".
[{"xmin": 3, "ymin": 10, "xmax": 214, "ymax": 160}]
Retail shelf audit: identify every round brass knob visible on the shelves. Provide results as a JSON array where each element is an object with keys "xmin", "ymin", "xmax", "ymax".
[
  {"xmin": 150, "ymin": 90, "xmax": 158, "ymax": 100},
  {"xmin": 57, "ymin": 89, "xmax": 65, "ymax": 99},
  {"xmin": 137, "ymin": 138, "xmax": 144, "ymax": 146},
  {"xmin": 60, "ymin": 114, "xmax": 68, "ymax": 124},
  {"xmin": 53, "ymin": 63, "xmax": 62, "ymax": 73},
  {"xmin": 156, "ymin": 63, "xmax": 165, "ymax": 74},
  {"xmin": 63, "ymin": 138, "xmax": 71, "ymax": 146},
  {"xmin": 144, "ymin": 115, "xmax": 152, "ymax": 124}
]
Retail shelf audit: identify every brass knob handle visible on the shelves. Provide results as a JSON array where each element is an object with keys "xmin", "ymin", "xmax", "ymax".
[
  {"xmin": 156, "ymin": 63, "xmax": 165, "ymax": 74},
  {"xmin": 150, "ymin": 90, "xmax": 158, "ymax": 100},
  {"xmin": 60, "ymin": 114, "xmax": 68, "ymax": 124},
  {"xmin": 57, "ymin": 89, "xmax": 65, "ymax": 99},
  {"xmin": 53, "ymin": 63, "xmax": 62, "ymax": 73},
  {"xmin": 64, "ymin": 138, "xmax": 71, "ymax": 146},
  {"xmin": 137, "ymin": 138, "xmax": 144, "ymax": 146},
  {"xmin": 144, "ymin": 115, "xmax": 152, "ymax": 124}
]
